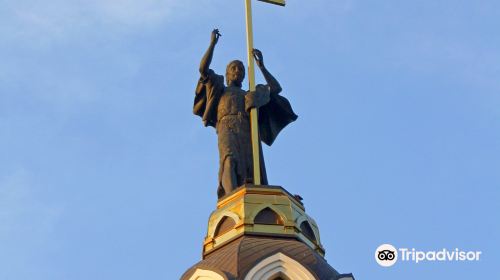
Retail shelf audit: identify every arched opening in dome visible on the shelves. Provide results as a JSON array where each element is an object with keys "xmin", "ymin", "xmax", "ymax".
[
  {"xmin": 300, "ymin": 221, "xmax": 317, "ymax": 243},
  {"xmin": 214, "ymin": 216, "xmax": 236, "ymax": 237},
  {"xmin": 270, "ymin": 274, "xmax": 291, "ymax": 280},
  {"xmin": 188, "ymin": 269, "xmax": 225, "ymax": 280},
  {"xmin": 254, "ymin": 207, "xmax": 284, "ymax": 225},
  {"xmin": 244, "ymin": 252, "xmax": 316, "ymax": 280}
]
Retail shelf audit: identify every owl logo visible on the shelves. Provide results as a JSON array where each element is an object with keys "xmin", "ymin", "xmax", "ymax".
[
  {"xmin": 375, "ymin": 244, "xmax": 398, "ymax": 267},
  {"xmin": 377, "ymin": 249, "xmax": 396, "ymax": 261}
]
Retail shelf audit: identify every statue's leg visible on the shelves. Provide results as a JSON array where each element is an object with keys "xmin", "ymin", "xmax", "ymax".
[
  {"xmin": 217, "ymin": 119, "xmax": 241, "ymax": 197},
  {"xmin": 221, "ymin": 155, "xmax": 237, "ymax": 195}
]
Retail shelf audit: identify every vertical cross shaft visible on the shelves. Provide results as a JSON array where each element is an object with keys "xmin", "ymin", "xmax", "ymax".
[
  {"xmin": 244, "ymin": 0, "xmax": 285, "ymax": 185},
  {"xmin": 244, "ymin": 0, "xmax": 261, "ymax": 185}
]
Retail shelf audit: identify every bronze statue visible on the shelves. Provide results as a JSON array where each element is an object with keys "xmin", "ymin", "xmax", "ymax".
[{"xmin": 194, "ymin": 29, "xmax": 297, "ymax": 198}]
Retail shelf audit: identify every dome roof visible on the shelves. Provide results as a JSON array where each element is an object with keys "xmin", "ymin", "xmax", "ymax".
[{"xmin": 181, "ymin": 235, "xmax": 342, "ymax": 280}]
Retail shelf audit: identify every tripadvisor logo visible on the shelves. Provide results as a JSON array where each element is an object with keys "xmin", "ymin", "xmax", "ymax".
[
  {"xmin": 375, "ymin": 244, "xmax": 482, "ymax": 267},
  {"xmin": 375, "ymin": 244, "xmax": 398, "ymax": 267}
]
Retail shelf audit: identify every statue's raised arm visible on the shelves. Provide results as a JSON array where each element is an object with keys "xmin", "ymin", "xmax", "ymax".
[
  {"xmin": 193, "ymin": 29, "xmax": 225, "ymax": 128},
  {"xmin": 253, "ymin": 49, "xmax": 282, "ymax": 95},
  {"xmin": 199, "ymin": 29, "xmax": 221, "ymax": 77}
]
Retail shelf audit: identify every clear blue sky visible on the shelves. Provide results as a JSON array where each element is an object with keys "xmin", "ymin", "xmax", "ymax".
[{"xmin": 1, "ymin": 0, "xmax": 498, "ymax": 279}]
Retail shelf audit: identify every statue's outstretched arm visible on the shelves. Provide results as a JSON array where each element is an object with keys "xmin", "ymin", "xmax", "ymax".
[
  {"xmin": 253, "ymin": 49, "xmax": 282, "ymax": 95},
  {"xmin": 199, "ymin": 29, "xmax": 221, "ymax": 77}
]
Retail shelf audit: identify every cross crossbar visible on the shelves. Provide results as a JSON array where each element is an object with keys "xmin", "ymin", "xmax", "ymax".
[{"xmin": 258, "ymin": 0, "xmax": 286, "ymax": 6}]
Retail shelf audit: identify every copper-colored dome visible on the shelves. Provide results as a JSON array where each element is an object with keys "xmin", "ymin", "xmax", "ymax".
[{"xmin": 181, "ymin": 235, "xmax": 347, "ymax": 280}]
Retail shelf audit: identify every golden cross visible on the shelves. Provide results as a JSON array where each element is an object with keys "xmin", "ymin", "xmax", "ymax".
[{"xmin": 244, "ymin": 0, "xmax": 286, "ymax": 185}]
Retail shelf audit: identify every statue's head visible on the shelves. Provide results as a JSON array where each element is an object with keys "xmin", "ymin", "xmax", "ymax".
[{"xmin": 226, "ymin": 60, "xmax": 245, "ymax": 87}]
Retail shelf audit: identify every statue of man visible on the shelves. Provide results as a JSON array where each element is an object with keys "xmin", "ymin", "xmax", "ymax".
[{"xmin": 194, "ymin": 29, "xmax": 297, "ymax": 198}]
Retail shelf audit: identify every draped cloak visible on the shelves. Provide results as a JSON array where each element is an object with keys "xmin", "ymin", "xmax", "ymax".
[{"xmin": 194, "ymin": 69, "xmax": 298, "ymax": 195}]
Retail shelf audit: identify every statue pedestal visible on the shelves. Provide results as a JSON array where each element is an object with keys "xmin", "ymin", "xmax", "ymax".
[{"xmin": 203, "ymin": 184, "xmax": 325, "ymax": 257}]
